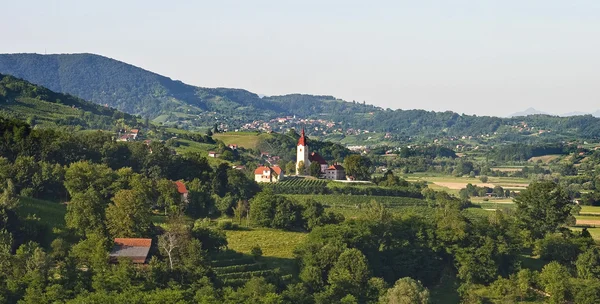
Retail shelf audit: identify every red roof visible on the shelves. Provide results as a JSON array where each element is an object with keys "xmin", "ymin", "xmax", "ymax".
[
  {"xmin": 174, "ymin": 181, "xmax": 188, "ymax": 194},
  {"xmin": 114, "ymin": 238, "xmax": 152, "ymax": 247},
  {"xmin": 297, "ymin": 128, "xmax": 307, "ymax": 146},
  {"xmin": 327, "ymin": 164, "xmax": 344, "ymax": 170},
  {"xmin": 254, "ymin": 166, "xmax": 283, "ymax": 176},
  {"xmin": 111, "ymin": 238, "xmax": 152, "ymax": 264},
  {"xmin": 254, "ymin": 166, "xmax": 270, "ymax": 174},
  {"xmin": 130, "ymin": 129, "xmax": 139, "ymax": 134},
  {"xmin": 309, "ymin": 152, "xmax": 327, "ymax": 165}
]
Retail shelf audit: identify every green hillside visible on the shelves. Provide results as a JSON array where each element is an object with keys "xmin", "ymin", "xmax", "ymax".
[
  {"xmin": 2, "ymin": 53, "xmax": 600, "ymax": 141},
  {"xmin": 0, "ymin": 73, "xmax": 135, "ymax": 129}
]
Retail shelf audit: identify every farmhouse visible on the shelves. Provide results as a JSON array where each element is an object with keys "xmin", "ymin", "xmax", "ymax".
[
  {"xmin": 208, "ymin": 151, "xmax": 220, "ymax": 158},
  {"xmin": 325, "ymin": 164, "xmax": 346, "ymax": 180},
  {"xmin": 254, "ymin": 165, "xmax": 284, "ymax": 183},
  {"xmin": 109, "ymin": 238, "xmax": 152, "ymax": 264}
]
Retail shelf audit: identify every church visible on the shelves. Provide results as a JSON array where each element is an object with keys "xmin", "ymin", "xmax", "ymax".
[{"xmin": 296, "ymin": 128, "xmax": 345, "ymax": 180}]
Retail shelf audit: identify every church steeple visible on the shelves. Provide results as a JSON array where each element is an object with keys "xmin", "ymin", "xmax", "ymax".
[
  {"xmin": 296, "ymin": 127, "xmax": 309, "ymax": 175},
  {"xmin": 298, "ymin": 128, "xmax": 307, "ymax": 146}
]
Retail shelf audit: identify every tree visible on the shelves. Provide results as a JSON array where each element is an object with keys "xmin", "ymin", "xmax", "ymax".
[
  {"xmin": 0, "ymin": 179, "xmax": 19, "ymax": 210},
  {"xmin": 344, "ymin": 155, "xmax": 372, "ymax": 181},
  {"xmin": 309, "ymin": 162, "xmax": 322, "ymax": 178},
  {"xmin": 379, "ymin": 277, "xmax": 429, "ymax": 304},
  {"xmin": 158, "ymin": 231, "xmax": 178, "ymax": 270},
  {"xmin": 514, "ymin": 181, "xmax": 573, "ymax": 239},
  {"xmin": 285, "ymin": 161, "xmax": 296, "ymax": 175},
  {"xmin": 539, "ymin": 261, "xmax": 571, "ymax": 304},
  {"xmin": 65, "ymin": 188, "xmax": 106, "ymax": 236},
  {"xmin": 327, "ymin": 248, "xmax": 371, "ymax": 301},
  {"xmin": 105, "ymin": 190, "xmax": 151, "ymax": 238},
  {"xmin": 576, "ymin": 247, "xmax": 600, "ymax": 280},
  {"xmin": 297, "ymin": 161, "xmax": 306, "ymax": 175}
]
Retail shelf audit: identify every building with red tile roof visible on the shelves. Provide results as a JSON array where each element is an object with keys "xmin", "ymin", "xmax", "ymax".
[
  {"xmin": 174, "ymin": 181, "xmax": 189, "ymax": 202},
  {"xmin": 110, "ymin": 238, "xmax": 152, "ymax": 264},
  {"xmin": 254, "ymin": 165, "xmax": 284, "ymax": 183}
]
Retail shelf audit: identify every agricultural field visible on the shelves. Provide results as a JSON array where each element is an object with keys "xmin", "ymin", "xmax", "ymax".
[
  {"xmin": 528, "ymin": 154, "xmax": 561, "ymax": 164},
  {"xmin": 224, "ymin": 228, "xmax": 306, "ymax": 278},
  {"xmin": 287, "ymin": 194, "xmax": 432, "ymax": 219},
  {"xmin": 405, "ymin": 173, "xmax": 529, "ymax": 195},
  {"xmin": 213, "ymin": 132, "xmax": 261, "ymax": 149}
]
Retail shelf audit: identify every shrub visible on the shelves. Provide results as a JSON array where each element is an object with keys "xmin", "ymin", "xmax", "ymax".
[
  {"xmin": 251, "ymin": 245, "xmax": 263, "ymax": 259},
  {"xmin": 218, "ymin": 221, "xmax": 234, "ymax": 230}
]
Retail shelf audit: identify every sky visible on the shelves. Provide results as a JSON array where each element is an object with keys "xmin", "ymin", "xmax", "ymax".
[{"xmin": 2, "ymin": 0, "xmax": 600, "ymax": 117}]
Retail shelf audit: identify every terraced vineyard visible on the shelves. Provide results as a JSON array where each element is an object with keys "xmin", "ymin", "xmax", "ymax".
[{"xmin": 210, "ymin": 250, "xmax": 291, "ymax": 288}]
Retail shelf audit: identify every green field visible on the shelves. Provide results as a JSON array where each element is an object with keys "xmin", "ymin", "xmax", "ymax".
[
  {"xmin": 16, "ymin": 197, "xmax": 66, "ymax": 229},
  {"xmin": 225, "ymin": 228, "xmax": 306, "ymax": 276},
  {"xmin": 580, "ymin": 206, "xmax": 600, "ymax": 214},
  {"xmin": 213, "ymin": 132, "xmax": 261, "ymax": 149}
]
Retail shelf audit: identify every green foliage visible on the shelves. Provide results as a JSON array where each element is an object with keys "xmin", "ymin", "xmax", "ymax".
[
  {"xmin": 379, "ymin": 277, "xmax": 429, "ymax": 304},
  {"xmin": 539, "ymin": 261, "xmax": 571, "ymax": 304},
  {"xmin": 514, "ymin": 181, "xmax": 573, "ymax": 240},
  {"xmin": 344, "ymin": 155, "xmax": 372, "ymax": 181},
  {"xmin": 105, "ymin": 189, "xmax": 152, "ymax": 238}
]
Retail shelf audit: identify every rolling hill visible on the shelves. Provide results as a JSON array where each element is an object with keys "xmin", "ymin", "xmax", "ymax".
[
  {"xmin": 2, "ymin": 53, "xmax": 600, "ymax": 141},
  {"xmin": 0, "ymin": 73, "xmax": 135, "ymax": 129}
]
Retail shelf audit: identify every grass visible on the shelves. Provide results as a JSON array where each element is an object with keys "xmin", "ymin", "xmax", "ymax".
[
  {"xmin": 225, "ymin": 228, "xmax": 306, "ymax": 259},
  {"xmin": 580, "ymin": 206, "xmax": 600, "ymax": 214},
  {"xmin": 571, "ymin": 227, "xmax": 600, "ymax": 240},
  {"xmin": 16, "ymin": 197, "xmax": 67, "ymax": 246},
  {"xmin": 213, "ymin": 132, "xmax": 261, "ymax": 149},
  {"xmin": 16, "ymin": 197, "xmax": 66, "ymax": 229},
  {"xmin": 225, "ymin": 228, "xmax": 307, "ymax": 275}
]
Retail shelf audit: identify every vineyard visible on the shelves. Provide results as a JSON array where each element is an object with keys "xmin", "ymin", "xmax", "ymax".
[
  {"xmin": 263, "ymin": 177, "xmax": 424, "ymax": 197},
  {"xmin": 210, "ymin": 250, "xmax": 291, "ymax": 288},
  {"xmin": 262, "ymin": 178, "xmax": 329, "ymax": 194}
]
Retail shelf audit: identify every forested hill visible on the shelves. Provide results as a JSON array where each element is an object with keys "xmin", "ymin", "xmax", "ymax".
[
  {"xmin": 0, "ymin": 73, "xmax": 136, "ymax": 129},
  {"xmin": 2, "ymin": 53, "xmax": 600, "ymax": 140},
  {"xmin": 0, "ymin": 53, "xmax": 284, "ymax": 119}
]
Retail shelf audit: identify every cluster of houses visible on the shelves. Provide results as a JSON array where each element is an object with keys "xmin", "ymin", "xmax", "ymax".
[
  {"xmin": 117, "ymin": 129, "xmax": 140, "ymax": 142},
  {"xmin": 254, "ymin": 129, "xmax": 347, "ymax": 183}
]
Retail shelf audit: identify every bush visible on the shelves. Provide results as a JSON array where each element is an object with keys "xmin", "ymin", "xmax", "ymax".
[
  {"xmin": 218, "ymin": 221, "xmax": 234, "ymax": 230},
  {"xmin": 251, "ymin": 246, "xmax": 263, "ymax": 259}
]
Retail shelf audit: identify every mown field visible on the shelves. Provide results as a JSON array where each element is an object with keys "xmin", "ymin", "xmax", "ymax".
[{"xmin": 213, "ymin": 132, "xmax": 261, "ymax": 149}]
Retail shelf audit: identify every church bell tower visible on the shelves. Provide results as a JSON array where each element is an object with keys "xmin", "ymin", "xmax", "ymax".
[{"xmin": 296, "ymin": 128, "xmax": 310, "ymax": 175}]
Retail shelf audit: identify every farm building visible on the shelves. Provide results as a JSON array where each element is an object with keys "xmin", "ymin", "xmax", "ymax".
[{"xmin": 109, "ymin": 238, "xmax": 152, "ymax": 264}]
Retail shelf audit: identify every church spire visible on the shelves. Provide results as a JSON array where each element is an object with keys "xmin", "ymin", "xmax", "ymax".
[{"xmin": 298, "ymin": 128, "xmax": 307, "ymax": 146}]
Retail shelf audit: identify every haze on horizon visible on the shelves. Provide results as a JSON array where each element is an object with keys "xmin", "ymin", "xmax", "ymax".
[{"xmin": 2, "ymin": 0, "xmax": 599, "ymax": 117}]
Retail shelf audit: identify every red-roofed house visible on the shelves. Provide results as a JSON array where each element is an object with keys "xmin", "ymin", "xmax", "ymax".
[
  {"xmin": 254, "ymin": 165, "xmax": 284, "ymax": 183},
  {"xmin": 109, "ymin": 238, "xmax": 152, "ymax": 264},
  {"xmin": 325, "ymin": 164, "xmax": 346, "ymax": 180},
  {"xmin": 174, "ymin": 181, "xmax": 189, "ymax": 203}
]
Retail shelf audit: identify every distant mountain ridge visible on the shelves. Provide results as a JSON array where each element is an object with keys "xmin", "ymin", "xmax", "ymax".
[{"xmin": 2, "ymin": 53, "xmax": 600, "ymax": 140}]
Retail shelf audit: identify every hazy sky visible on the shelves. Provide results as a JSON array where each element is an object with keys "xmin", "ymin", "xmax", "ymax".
[{"xmin": 2, "ymin": 0, "xmax": 600, "ymax": 116}]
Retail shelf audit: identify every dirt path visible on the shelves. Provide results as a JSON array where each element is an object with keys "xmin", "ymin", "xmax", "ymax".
[{"xmin": 576, "ymin": 219, "xmax": 600, "ymax": 227}]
